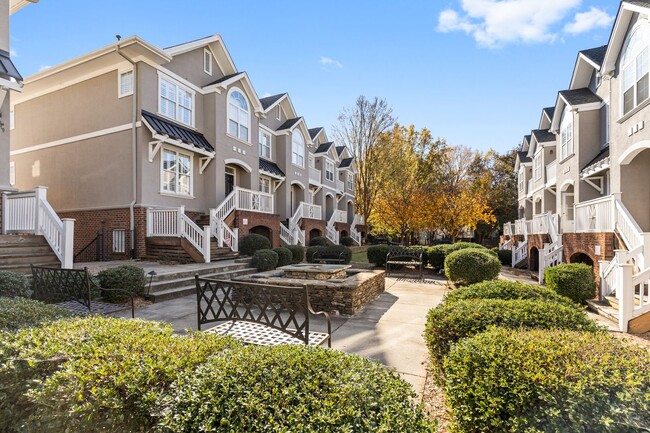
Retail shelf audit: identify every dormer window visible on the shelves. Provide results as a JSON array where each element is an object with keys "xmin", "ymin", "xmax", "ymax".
[
  {"xmin": 518, "ymin": 169, "xmax": 525, "ymax": 192},
  {"xmin": 292, "ymin": 130, "xmax": 305, "ymax": 167},
  {"xmin": 621, "ymin": 22, "xmax": 650, "ymax": 115},
  {"xmin": 228, "ymin": 89, "xmax": 250, "ymax": 142},
  {"xmin": 560, "ymin": 107, "xmax": 573, "ymax": 160}
]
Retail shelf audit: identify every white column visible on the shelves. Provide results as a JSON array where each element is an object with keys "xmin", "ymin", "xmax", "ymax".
[
  {"xmin": 598, "ymin": 259, "xmax": 610, "ymax": 301},
  {"xmin": 61, "ymin": 218, "xmax": 75, "ymax": 269},
  {"xmin": 177, "ymin": 205, "xmax": 185, "ymax": 237},
  {"xmin": 203, "ymin": 226, "xmax": 211, "ymax": 263},
  {"xmin": 617, "ymin": 263, "xmax": 634, "ymax": 333},
  {"xmin": 33, "ymin": 186, "xmax": 47, "ymax": 235}
]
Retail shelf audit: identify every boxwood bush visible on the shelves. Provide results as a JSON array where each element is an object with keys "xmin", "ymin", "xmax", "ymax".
[
  {"xmin": 367, "ymin": 244, "xmax": 390, "ymax": 267},
  {"xmin": 306, "ymin": 245, "xmax": 323, "ymax": 263},
  {"xmin": 445, "ymin": 241, "xmax": 486, "ymax": 254},
  {"xmin": 0, "ymin": 297, "xmax": 73, "ymax": 331},
  {"xmin": 444, "ymin": 248, "xmax": 501, "ymax": 285},
  {"xmin": 251, "ymin": 249, "xmax": 279, "ymax": 271},
  {"xmin": 97, "ymin": 265, "xmax": 146, "ymax": 302},
  {"xmin": 340, "ymin": 236, "xmax": 355, "ymax": 246},
  {"xmin": 286, "ymin": 244, "xmax": 305, "ymax": 264},
  {"xmin": 272, "ymin": 247, "xmax": 293, "ymax": 267},
  {"xmin": 309, "ymin": 236, "xmax": 329, "ymax": 247},
  {"xmin": 497, "ymin": 248, "xmax": 512, "ymax": 266},
  {"xmin": 427, "ymin": 244, "xmax": 447, "ymax": 269},
  {"xmin": 424, "ymin": 298, "xmax": 601, "ymax": 367},
  {"xmin": 158, "ymin": 345, "xmax": 434, "ymax": 432},
  {"xmin": 545, "ymin": 263, "xmax": 596, "ymax": 304},
  {"xmin": 239, "ymin": 233, "xmax": 272, "ymax": 256},
  {"xmin": 0, "ymin": 271, "xmax": 31, "ymax": 298},
  {"xmin": 444, "ymin": 279, "xmax": 578, "ymax": 308},
  {"xmin": 0, "ymin": 317, "xmax": 239, "ymax": 432},
  {"xmin": 444, "ymin": 328, "xmax": 650, "ymax": 433}
]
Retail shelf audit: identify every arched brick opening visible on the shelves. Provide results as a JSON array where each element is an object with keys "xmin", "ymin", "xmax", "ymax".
[
  {"xmin": 570, "ymin": 252, "xmax": 594, "ymax": 267},
  {"xmin": 530, "ymin": 247, "xmax": 539, "ymax": 271},
  {"xmin": 309, "ymin": 228, "xmax": 322, "ymax": 242},
  {"xmin": 341, "ymin": 230, "xmax": 349, "ymax": 238},
  {"xmin": 250, "ymin": 225, "xmax": 272, "ymax": 243}
]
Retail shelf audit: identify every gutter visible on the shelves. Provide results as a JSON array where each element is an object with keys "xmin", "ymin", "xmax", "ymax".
[{"xmin": 116, "ymin": 41, "xmax": 138, "ymax": 258}]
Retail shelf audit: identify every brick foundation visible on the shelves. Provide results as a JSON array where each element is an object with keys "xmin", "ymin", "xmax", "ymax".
[
  {"xmin": 301, "ymin": 218, "xmax": 328, "ymax": 244},
  {"xmin": 335, "ymin": 222, "xmax": 351, "ymax": 239},
  {"xmin": 526, "ymin": 234, "xmax": 548, "ymax": 271},
  {"xmin": 561, "ymin": 232, "xmax": 617, "ymax": 285},
  {"xmin": 234, "ymin": 211, "xmax": 281, "ymax": 248}
]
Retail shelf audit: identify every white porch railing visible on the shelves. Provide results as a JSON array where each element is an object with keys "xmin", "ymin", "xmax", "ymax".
[
  {"xmin": 575, "ymin": 195, "xmax": 616, "ymax": 233},
  {"xmin": 531, "ymin": 214, "xmax": 549, "ymax": 235},
  {"xmin": 332, "ymin": 210, "xmax": 347, "ymax": 224},
  {"xmin": 503, "ymin": 222, "xmax": 514, "ymax": 237},
  {"xmin": 279, "ymin": 224, "xmax": 294, "ymax": 245},
  {"xmin": 545, "ymin": 161, "xmax": 556, "ymax": 186},
  {"xmin": 2, "ymin": 186, "xmax": 74, "ymax": 268},
  {"xmin": 615, "ymin": 199, "xmax": 643, "ymax": 254},
  {"xmin": 326, "ymin": 224, "xmax": 339, "ymax": 245},
  {"xmin": 147, "ymin": 206, "xmax": 210, "ymax": 262},
  {"xmin": 512, "ymin": 240, "xmax": 528, "ymax": 267},
  {"xmin": 500, "ymin": 238, "xmax": 512, "ymax": 250},
  {"xmin": 309, "ymin": 167, "xmax": 321, "ymax": 184},
  {"xmin": 514, "ymin": 218, "xmax": 527, "ymax": 236},
  {"xmin": 236, "ymin": 187, "xmax": 274, "ymax": 214},
  {"xmin": 287, "ymin": 202, "xmax": 322, "ymax": 246}
]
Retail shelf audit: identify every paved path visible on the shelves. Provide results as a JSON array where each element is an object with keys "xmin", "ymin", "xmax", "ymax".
[{"xmin": 118, "ymin": 276, "xmax": 449, "ymax": 398}]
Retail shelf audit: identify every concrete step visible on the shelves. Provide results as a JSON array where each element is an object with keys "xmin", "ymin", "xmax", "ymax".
[
  {"xmin": 0, "ymin": 261, "xmax": 61, "ymax": 274},
  {"xmin": 148, "ymin": 267, "xmax": 258, "ymax": 302},
  {"xmin": 0, "ymin": 252, "xmax": 59, "ymax": 265},
  {"xmin": 586, "ymin": 299, "xmax": 619, "ymax": 324},
  {"xmin": 150, "ymin": 263, "xmax": 249, "ymax": 283},
  {"xmin": 0, "ymin": 234, "xmax": 51, "ymax": 246},
  {"xmin": 0, "ymin": 245, "xmax": 54, "ymax": 255},
  {"xmin": 149, "ymin": 265, "xmax": 253, "ymax": 291}
]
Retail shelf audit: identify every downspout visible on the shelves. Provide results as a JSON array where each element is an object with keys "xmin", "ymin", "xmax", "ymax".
[{"xmin": 116, "ymin": 41, "xmax": 138, "ymax": 258}]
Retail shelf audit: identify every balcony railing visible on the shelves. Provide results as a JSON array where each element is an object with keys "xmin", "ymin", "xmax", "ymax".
[
  {"xmin": 309, "ymin": 167, "xmax": 321, "ymax": 184},
  {"xmin": 331, "ymin": 210, "xmax": 347, "ymax": 224},
  {"xmin": 575, "ymin": 195, "xmax": 615, "ymax": 233},
  {"xmin": 147, "ymin": 206, "xmax": 211, "ymax": 262},
  {"xmin": 545, "ymin": 161, "xmax": 556, "ymax": 186},
  {"xmin": 235, "ymin": 187, "xmax": 274, "ymax": 214}
]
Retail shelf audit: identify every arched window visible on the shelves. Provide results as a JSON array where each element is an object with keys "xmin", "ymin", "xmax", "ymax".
[
  {"xmin": 560, "ymin": 106, "xmax": 573, "ymax": 160},
  {"xmin": 292, "ymin": 130, "xmax": 305, "ymax": 167},
  {"xmin": 621, "ymin": 22, "xmax": 650, "ymax": 115},
  {"xmin": 228, "ymin": 89, "xmax": 249, "ymax": 141}
]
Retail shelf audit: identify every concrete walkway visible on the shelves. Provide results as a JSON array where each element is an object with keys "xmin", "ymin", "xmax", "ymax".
[{"xmin": 117, "ymin": 275, "xmax": 449, "ymax": 398}]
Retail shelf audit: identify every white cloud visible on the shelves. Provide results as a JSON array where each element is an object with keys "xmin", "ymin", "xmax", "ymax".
[
  {"xmin": 437, "ymin": 0, "xmax": 584, "ymax": 48},
  {"xmin": 38, "ymin": 65, "xmax": 52, "ymax": 72},
  {"xmin": 564, "ymin": 7, "xmax": 613, "ymax": 34},
  {"xmin": 9, "ymin": 48, "xmax": 17, "ymax": 58},
  {"xmin": 320, "ymin": 56, "xmax": 343, "ymax": 68}
]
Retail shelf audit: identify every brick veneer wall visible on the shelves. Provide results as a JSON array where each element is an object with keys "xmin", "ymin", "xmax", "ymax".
[
  {"xmin": 526, "ymin": 234, "xmax": 548, "ymax": 270},
  {"xmin": 301, "ymin": 218, "xmax": 328, "ymax": 244},
  {"xmin": 562, "ymin": 232, "xmax": 617, "ymax": 284},
  {"xmin": 234, "ymin": 210, "xmax": 281, "ymax": 247},
  {"xmin": 335, "ymin": 222, "xmax": 351, "ymax": 238}
]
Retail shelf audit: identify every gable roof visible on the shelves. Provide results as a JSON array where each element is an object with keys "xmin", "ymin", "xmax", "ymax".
[
  {"xmin": 259, "ymin": 158, "xmax": 286, "ymax": 178},
  {"xmin": 531, "ymin": 129, "xmax": 556, "ymax": 144},
  {"xmin": 164, "ymin": 34, "xmax": 237, "ymax": 76},
  {"xmin": 517, "ymin": 151, "xmax": 532, "ymax": 164},
  {"xmin": 315, "ymin": 142, "xmax": 335, "ymax": 154},
  {"xmin": 142, "ymin": 110, "xmax": 214, "ymax": 152},
  {"xmin": 580, "ymin": 45, "xmax": 607, "ymax": 68},
  {"xmin": 309, "ymin": 127, "xmax": 324, "ymax": 140},
  {"xmin": 277, "ymin": 117, "xmax": 302, "ymax": 131},
  {"xmin": 339, "ymin": 157, "xmax": 353, "ymax": 168},
  {"xmin": 559, "ymin": 88, "xmax": 603, "ymax": 107},
  {"xmin": 543, "ymin": 107, "xmax": 555, "ymax": 120},
  {"xmin": 336, "ymin": 146, "xmax": 346, "ymax": 157},
  {"xmin": 205, "ymin": 72, "xmax": 245, "ymax": 87},
  {"xmin": 260, "ymin": 93, "xmax": 287, "ymax": 110},
  {"xmin": 602, "ymin": 1, "xmax": 650, "ymax": 75},
  {"xmin": 203, "ymin": 71, "xmax": 264, "ymax": 114}
]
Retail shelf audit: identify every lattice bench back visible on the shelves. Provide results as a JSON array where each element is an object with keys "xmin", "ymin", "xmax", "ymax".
[
  {"xmin": 31, "ymin": 265, "xmax": 92, "ymax": 307},
  {"xmin": 312, "ymin": 248, "xmax": 346, "ymax": 264},
  {"xmin": 196, "ymin": 277, "xmax": 318, "ymax": 345},
  {"xmin": 386, "ymin": 247, "xmax": 423, "ymax": 262}
]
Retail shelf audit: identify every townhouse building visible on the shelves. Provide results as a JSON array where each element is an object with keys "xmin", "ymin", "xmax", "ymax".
[
  {"xmin": 503, "ymin": 0, "xmax": 650, "ymax": 333},
  {"xmin": 5, "ymin": 34, "xmax": 364, "ymax": 266}
]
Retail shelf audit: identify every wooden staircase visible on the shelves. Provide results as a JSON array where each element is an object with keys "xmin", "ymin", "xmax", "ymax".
[
  {"xmin": 0, "ymin": 234, "xmax": 60, "ymax": 274},
  {"xmin": 588, "ymin": 295, "xmax": 650, "ymax": 334}
]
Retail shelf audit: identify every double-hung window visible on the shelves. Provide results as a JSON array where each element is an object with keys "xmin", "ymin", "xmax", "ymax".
[
  {"xmin": 534, "ymin": 153, "xmax": 542, "ymax": 180},
  {"xmin": 325, "ymin": 161, "xmax": 334, "ymax": 181},
  {"xmin": 347, "ymin": 173, "xmax": 354, "ymax": 190},
  {"xmin": 292, "ymin": 130, "xmax": 305, "ymax": 167},
  {"xmin": 228, "ymin": 89, "xmax": 250, "ymax": 141},
  {"xmin": 259, "ymin": 131, "xmax": 271, "ymax": 159},
  {"xmin": 560, "ymin": 107, "xmax": 573, "ymax": 160},
  {"xmin": 518, "ymin": 169, "xmax": 525, "ymax": 193},
  {"xmin": 259, "ymin": 177, "xmax": 271, "ymax": 194},
  {"xmin": 161, "ymin": 149, "xmax": 192, "ymax": 196},
  {"xmin": 621, "ymin": 23, "xmax": 650, "ymax": 116},
  {"xmin": 159, "ymin": 76, "xmax": 194, "ymax": 126},
  {"xmin": 119, "ymin": 70, "xmax": 133, "ymax": 97}
]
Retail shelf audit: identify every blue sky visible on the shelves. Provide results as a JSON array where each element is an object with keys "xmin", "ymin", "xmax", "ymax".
[{"xmin": 10, "ymin": 0, "xmax": 618, "ymax": 154}]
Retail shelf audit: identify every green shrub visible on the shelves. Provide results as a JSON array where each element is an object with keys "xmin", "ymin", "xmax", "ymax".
[
  {"xmin": 0, "ymin": 271, "xmax": 31, "ymax": 298},
  {"xmin": 0, "ymin": 297, "xmax": 72, "ymax": 331},
  {"xmin": 251, "ymin": 249, "xmax": 279, "ymax": 271},
  {"xmin": 497, "ymin": 248, "xmax": 512, "ymax": 266},
  {"xmin": 239, "ymin": 233, "xmax": 272, "ymax": 256},
  {"xmin": 545, "ymin": 263, "xmax": 596, "ymax": 304},
  {"xmin": 444, "ymin": 279, "xmax": 578, "ymax": 308},
  {"xmin": 159, "ymin": 345, "xmax": 433, "ymax": 432},
  {"xmin": 367, "ymin": 244, "xmax": 390, "ymax": 267},
  {"xmin": 444, "ymin": 328, "xmax": 650, "ymax": 433},
  {"xmin": 306, "ymin": 246, "xmax": 324, "ymax": 263},
  {"xmin": 444, "ymin": 248, "xmax": 501, "ymax": 285},
  {"xmin": 340, "ymin": 236, "xmax": 355, "ymax": 246},
  {"xmin": 272, "ymin": 247, "xmax": 293, "ymax": 267},
  {"xmin": 445, "ymin": 242, "xmax": 486, "ymax": 254},
  {"xmin": 286, "ymin": 244, "xmax": 305, "ymax": 264},
  {"xmin": 427, "ymin": 245, "xmax": 447, "ymax": 269},
  {"xmin": 330, "ymin": 245, "xmax": 353, "ymax": 264},
  {"xmin": 424, "ymin": 298, "xmax": 601, "ymax": 367},
  {"xmin": 97, "ymin": 265, "xmax": 146, "ymax": 302},
  {"xmin": 0, "ymin": 317, "xmax": 239, "ymax": 432},
  {"xmin": 309, "ymin": 236, "xmax": 329, "ymax": 247}
]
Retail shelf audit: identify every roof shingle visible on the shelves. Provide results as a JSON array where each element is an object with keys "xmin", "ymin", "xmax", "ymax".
[
  {"xmin": 517, "ymin": 151, "xmax": 532, "ymax": 164},
  {"xmin": 315, "ymin": 142, "xmax": 334, "ymax": 154},
  {"xmin": 308, "ymin": 127, "xmax": 323, "ymax": 140},
  {"xmin": 559, "ymin": 88, "xmax": 602, "ymax": 107},
  {"xmin": 277, "ymin": 117, "xmax": 302, "ymax": 131},
  {"xmin": 532, "ymin": 129, "xmax": 556, "ymax": 144},
  {"xmin": 205, "ymin": 72, "xmax": 244, "ymax": 87},
  {"xmin": 339, "ymin": 158, "xmax": 353, "ymax": 168},
  {"xmin": 142, "ymin": 110, "xmax": 214, "ymax": 152},
  {"xmin": 580, "ymin": 45, "xmax": 607, "ymax": 67},
  {"xmin": 259, "ymin": 93, "xmax": 286, "ymax": 110}
]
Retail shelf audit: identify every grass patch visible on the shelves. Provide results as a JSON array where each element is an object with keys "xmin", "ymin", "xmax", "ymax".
[{"xmin": 351, "ymin": 251, "xmax": 369, "ymax": 263}]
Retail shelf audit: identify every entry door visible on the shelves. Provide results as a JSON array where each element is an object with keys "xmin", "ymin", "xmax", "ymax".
[
  {"xmin": 225, "ymin": 167, "xmax": 235, "ymax": 198},
  {"xmin": 562, "ymin": 193, "xmax": 574, "ymax": 232}
]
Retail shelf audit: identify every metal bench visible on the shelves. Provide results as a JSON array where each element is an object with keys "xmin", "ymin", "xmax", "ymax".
[
  {"xmin": 31, "ymin": 265, "xmax": 135, "ymax": 318},
  {"xmin": 312, "ymin": 247, "xmax": 346, "ymax": 264},
  {"xmin": 385, "ymin": 246, "xmax": 424, "ymax": 279},
  {"xmin": 195, "ymin": 276, "xmax": 331, "ymax": 347}
]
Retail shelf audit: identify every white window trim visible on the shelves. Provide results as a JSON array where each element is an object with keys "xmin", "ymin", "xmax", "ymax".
[
  {"xmin": 226, "ymin": 87, "xmax": 251, "ymax": 144},
  {"xmin": 276, "ymin": 105, "xmax": 281, "ymax": 121},
  {"xmin": 534, "ymin": 152, "xmax": 542, "ymax": 181},
  {"xmin": 259, "ymin": 176, "xmax": 272, "ymax": 194},
  {"xmin": 291, "ymin": 130, "xmax": 305, "ymax": 168},
  {"xmin": 118, "ymin": 68, "xmax": 134, "ymax": 98},
  {"xmin": 560, "ymin": 108, "xmax": 573, "ymax": 161},
  {"xmin": 620, "ymin": 21, "xmax": 650, "ymax": 117},
  {"xmin": 203, "ymin": 48, "xmax": 213, "ymax": 76},
  {"xmin": 157, "ymin": 72, "xmax": 196, "ymax": 128},
  {"xmin": 259, "ymin": 130, "xmax": 272, "ymax": 159},
  {"xmin": 9, "ymin": 161, "xmax": 15, "ymax": 186},
  {"xmin": 160, "ymin": 147, "xmax": 194, "ymax": 198},
  {"xmin": 325, "ymin": 160, "xmax": 335, "ymax": 182}
]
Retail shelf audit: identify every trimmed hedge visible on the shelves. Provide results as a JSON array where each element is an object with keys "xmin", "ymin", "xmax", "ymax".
[
  {"xmin": 0, "ymin": 271, "xmax": 31, "ymax": 298},
  {"xmin": 306, "ymin": 246, "xmax": 323, "ymax": 263},
  {"xmin": 0, "ymin": 297, "xmax": 73, "ymax": 331},
  {"xmin": 497, "ymin": 248, "xmax": 512, "ymax": 266},
  {"xmin": 272, "ymin": 247, "xmax": 293, "ymax": 267},
  {"xmin": 309, "ymin": 236, "xmax": 329, "ymax": 247},
  {"xmin": 159, "ymin": 345, "xmax": 434, "ymax": 432},
  {"xmin": 424, "ymin": 298, "xmax": 601, "ymax": 366},
  {"xmin": 97, "ymin": 265, "xmax": 146, "ymax": 302},
  {"xmin": 427, "ymin": 245, "xmax": 447, "ymax": 269},
  {"xmin": 545, "ymin": 263, "xmax": 596, "ymax": 304},
  {"xmin": 0, "ymin": 317, "xmax": 239, "ymax": 432},
  {"xmin": 444, "ymin": 248, "xmax": 501, "ymax": 285},
  {"xmin": 445, "ymin": 328, "xmax": 650, "ymax": 433},
  {"xmin": 445, "ymin": 242, "xmax": 486, "ymax": 254},
  {"xmin": 286, "ymin": 245, "xmax": 305, "ymax": 264},
  {"xmin": 367, "ymin": 244, "xmax": 390, "ymax": 267},
  {"xmin": 444, "ymin": 279, "xmax": 578, "ymax": 308},
  {"xmin": 251, "ymin": 249, "xmax": 279, "ymax": 271},
  {"xmin": 239, "ymin": 233, "xmax": 272, "ymax": 256},
  {"xmin": 340, "ymin": 236, "xmax": 355, "ymax": 246}
]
